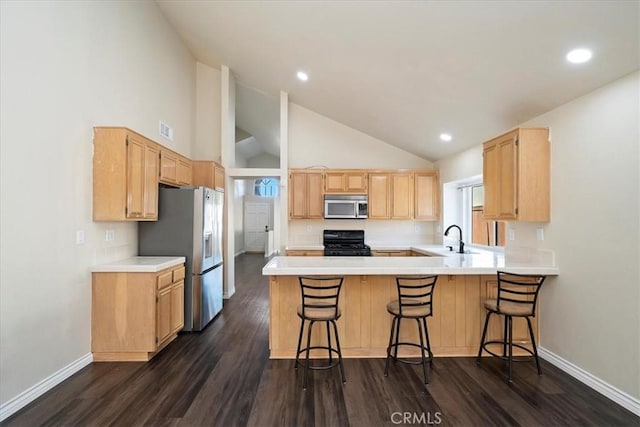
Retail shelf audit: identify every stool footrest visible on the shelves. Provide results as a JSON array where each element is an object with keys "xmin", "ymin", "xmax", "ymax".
[
  {"xmin": 387, "ymin": 342, "xmax": 433, "ymax": 366},
  {"xmin": 480, "ymin": 340, "xmax": 536, "ymax": 361}
]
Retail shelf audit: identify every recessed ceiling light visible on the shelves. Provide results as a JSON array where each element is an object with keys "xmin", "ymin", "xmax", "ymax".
[
  {"xmin": 439, "ymin": 133, "xmax": 452, "ymax": 142},
  {"xmin": 296, "ymin": 71, "xmax": 309, "ymax": 81},
  {"xmin": 566, "ymin": 48, "xmax": 592, "ymax": 64}
]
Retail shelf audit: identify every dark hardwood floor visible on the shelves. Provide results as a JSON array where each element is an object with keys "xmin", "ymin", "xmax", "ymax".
[{"xmin": 3, "ymin": 254, "xmax": 638, "ymax": 426}]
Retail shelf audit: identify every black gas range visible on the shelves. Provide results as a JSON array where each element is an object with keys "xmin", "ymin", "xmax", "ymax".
[{"xmin": 323, "ymin": 230, "xmax": 371, "ymax": 256}]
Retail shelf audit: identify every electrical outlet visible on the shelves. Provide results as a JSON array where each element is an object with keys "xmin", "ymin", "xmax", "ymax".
[
  {"xmin": 508, "ymin": 229, "xmax": 516, "ymax": 241},
  {"xmin": 306, "ymin": 225, "xmax": 313, "ymax": 232},
  {"xmin": 105, "ymin": 230, "xmax": 115, "ymax": 241},
  {"xmin": 76, "ymin": 230, "xmax": 85, "ymax": 245},
  {"xmin": 536, "ymin": 228, "xmax": 544, "ymax": 241},
  {"xmin": 414, "ymin": 224, "xmax": 421, "ymax": 233}
]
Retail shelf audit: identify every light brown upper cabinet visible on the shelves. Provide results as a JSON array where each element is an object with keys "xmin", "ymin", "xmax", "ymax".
[
  {"xmin": 324, "ymin": 170, "xmax": 368, "ymax": 193},
  {"xmin": 368, "ymin": 173, "xmax": 390, "ymax": 218},
  {"xmin": 93, "ymin": 127, "xmax": 159, "ymax": 221},
  {"xmin": 390, "ymin": 173, "xmax": 413, "ymax": 219},
  {"xmin": 289, "ymin": 170, "xmax": 324, "ymax": 219},
  {"xmin": 482, "ymin": 128, "xmax": 550, "ymax": 222},
  {"xmin": 369, "ymin": 171, "xmax": 436, "ymax": 220},
  {"xmin": 192, "ymin": 161, "xmax": 225, "ymax": 191},
  {"xmin": 160, "ymin": 149, "xmax": 192, "ymax": 186},
  {"xmin": 414, "ymin": 171, "xmax": 440, "ymax": 220}
]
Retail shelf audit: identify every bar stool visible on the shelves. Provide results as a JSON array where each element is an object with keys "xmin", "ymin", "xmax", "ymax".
[
  {"xmin": 294, "ymin": 276, "xmax": 345, "ymax": 389},
  {"xmin": 477, "ymin": 271, "xmax": 546, "ymax": 383},
  {"xmin": 384, "ymin": 275, "xmax": 438, "ymax": 386}
]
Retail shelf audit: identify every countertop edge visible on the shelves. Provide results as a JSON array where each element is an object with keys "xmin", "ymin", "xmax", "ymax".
[{"xmin": 91, "ymin": 256, "xmax": 186, "ymax": 273}]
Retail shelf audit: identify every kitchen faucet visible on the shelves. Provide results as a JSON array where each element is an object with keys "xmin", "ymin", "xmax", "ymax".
[{"xmin": 444, "ymin": 224, "xmax": 465, "ymax": 254}]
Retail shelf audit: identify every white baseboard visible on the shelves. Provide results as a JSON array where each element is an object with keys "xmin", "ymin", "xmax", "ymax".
[
  {"xmin": 234, "ymin": 250, "xmax": 246, "ymax": 257},
  {"xmin": 223, "ymin": 287, "xmax": 236, "ymax": 299},
  {"xmin": 0, "ymin": 353, "xmax": 93, "ymax": 422},
  {"xmin": 539, "ymin": 347, "xmax": 640, "ymax": 416}
]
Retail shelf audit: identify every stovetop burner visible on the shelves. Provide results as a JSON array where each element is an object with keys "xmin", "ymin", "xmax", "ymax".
[{"xmin": 323, "ymin": 230, "xmax": 371, "ymax": 256}]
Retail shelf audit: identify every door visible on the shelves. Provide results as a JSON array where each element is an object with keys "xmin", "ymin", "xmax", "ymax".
[
  {"xmin": 200, "ymin": 188, "xmax": 215, "ymax": 272},
  {"xmin": 192, "ymin": 265, "xmax": 223, "ymax": 331},
  {"xmin": 212, "ymin": 190, "xmax": 224, "ymax": 266},
  {"xmin": 244, "ymin": 202, "xmax": 270, "ymax": 252}
]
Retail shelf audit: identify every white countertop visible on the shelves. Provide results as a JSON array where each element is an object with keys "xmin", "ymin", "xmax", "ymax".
[
  {"xmin": 263, "ymin": 246, "xmax": 558, "ymax": 276},
  {"xmin": 91, "ymin": 256, "xmax": 186, "ymax": 273}
]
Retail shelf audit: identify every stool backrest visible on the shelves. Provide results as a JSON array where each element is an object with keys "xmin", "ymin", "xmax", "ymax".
[
  {"xmin": 497, "ymin": 271, "xmax": 546, "ymax": 314},
  {"xmin": 298, "ymin": 276, "xmax": 344, "ymax": 319},
  {"xmin": 396, "ymin": 276, "xmax": 438, "ymax": 316}
]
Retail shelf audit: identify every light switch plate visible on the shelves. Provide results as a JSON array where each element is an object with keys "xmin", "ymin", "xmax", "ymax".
[
  {"xmin": 536, "ymin": 228, "xmax": 544, "ymax": 241},
  {"xmin": 508, "ymin": 229, "xmax": 516, "ymax": 241},
  {"xmin": 76, "ymin": 230, "xmax": 85, "ymax": 245},
  {"xmin": 105, "ymin": 230, "xmax": 115, "ymax": 241}
]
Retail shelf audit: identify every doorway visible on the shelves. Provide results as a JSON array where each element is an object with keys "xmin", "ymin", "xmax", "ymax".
[{"xmin": 244, "ymin": 201, "xmax": 271, "ymax": 253}]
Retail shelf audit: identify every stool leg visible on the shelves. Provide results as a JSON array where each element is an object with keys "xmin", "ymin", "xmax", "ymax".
[
  {"xmin": 303, "ymin": 320, "xmax": 315, "ymax": 389},
  {"xmin": 331, "ymin": 320, "xmax": 346, "ymax": 384},
  {"xmin": 507, "ymin": 316, "xmax": 513, "ymax": 383},
  {"xmin": 326, "ymin": 321, "xmax": 333, "ymax": 364},
  {"xmin": 416, "ymin": 318, "xmax": 429, "ymax": 385},
  {"xmin": 295, "ymin": 318, "xmax": 305, "ymax": 370},
  {"xmin": 393, "ymin": 317, "xmax": 401, "ymax": 361},
  {"xmin": 384, "ymin": 316, "xmax": 397, "ymax": 377},
  {"xmin": 477, "ymin": 311, "xmax": 491, "ymax": 364},
  {"xmin": 503, "ymin": 314, "xmax": 508, "ymax": 358},
  {"xmin": 527, "ymin": 317, "xmax": 542, "ymax": 375},
  {"xmin": 422, "ymin": 317, "xmax": 433, "ymax": 365}
]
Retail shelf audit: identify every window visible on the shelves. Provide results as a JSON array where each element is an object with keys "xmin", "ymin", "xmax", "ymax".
[
  {"xmin": 461, "ymin": 185, "xmax": 505, "ymax": 247},
  {"xmin": 254, "ymin": 178, "xmax": 278, "ymax": 197}
]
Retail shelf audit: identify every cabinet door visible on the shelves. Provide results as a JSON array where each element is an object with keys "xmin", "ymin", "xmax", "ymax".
[
  {"xmin": 483, "ymin": 142, "xmax": 499, "ymax": 219},
  {"xmin": 177, "ymin": 158, "xmax": 192, "ymax": 185},
  {"xmin": 143, "ymin": 144, "xmax": 159, "ymax": 219},
  {"xmin": 126, "ymin": 135, "xmax": 146, "ymax": 219},
  {"xmin": 368, "ymin": 173, "xmax": 390, "ymax": 219},
  {"xmin": 497, "ymin": 136, "xmax": 518, "ymax": 219},
  {"xmin": 414, "ymin": 171, "xmax": 439, "ymax": 220},
  {"xmin": 324, "ymin": 172, "xmax": 345, "ymax": 193},
  {"xmin": 160, "ymin": 150, "xmax": 178, "ymax": 184},
  {"xmin": 157, "ymin": 286, "xmax": 172, "ymax": 346},
  {"xmin": 171, "ymin": 280, "xmax": 184, "ymax": 333},
  {"xmin": 346, "ymin": 172, "xmax": 367, "ymax": 192},
  {"xmin": 306, "ymin": 172, "xmax": 324, "ymax": 218},
  {"xmin": 391, "ymin": 173, "xmax": 413, "ymax": 219},
  {"xmin": 289, "ymin": 172, "xmax": 308, "ymax": 218}
]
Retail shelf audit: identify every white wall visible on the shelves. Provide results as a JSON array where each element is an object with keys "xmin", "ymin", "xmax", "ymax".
[
  {"xmin": 288, "ymin": 102, "xmax": 437, "ymax": 246},
  {"xmin": 195, "ymin": 62, "xmax": 221, "ymax": 161},
  {"xmin": 0, "ymin": 0, "xmax": 196, "ymax": 408},
  {"xmin": 247, "ymin": 153, "xmax": 279, "ymax": 168},
  {"xmin": 233, "ymin": 180, "xmax": 248, "ymax": 255},
  {"xmin": 289, "ymin": 103, "xmax": 433, "ymax": 169},
  {"xmin": 436, "ymin": 72, "xmax": 640, "ymax": 400}
]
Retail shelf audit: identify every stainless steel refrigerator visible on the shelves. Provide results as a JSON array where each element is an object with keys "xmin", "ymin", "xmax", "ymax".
[{"xmin": 139, "ymin": 186, "xmax": 223, "ymax": 331}]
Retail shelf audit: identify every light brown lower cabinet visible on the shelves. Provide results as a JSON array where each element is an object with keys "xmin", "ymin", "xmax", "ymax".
[
  {"xmin": 286, "ymin": 250, "xmax": 324, "ymax": 256},
  {"xmin": 92, "ymin": 264, "xmax": 185, "ymax": 361},
  {"xmin": 371, "ymin": 250, "xmax": 411, "ymax": 256}
]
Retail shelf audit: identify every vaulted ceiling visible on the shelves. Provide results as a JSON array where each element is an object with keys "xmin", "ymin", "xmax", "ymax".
[{"xmin": 157, "ymin": 1, "xmax": 639, "ymax": 161}]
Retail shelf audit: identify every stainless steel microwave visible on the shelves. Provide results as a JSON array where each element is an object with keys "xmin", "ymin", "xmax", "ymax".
[{"xmin": 324, "ymin": 195, "xmax": 368, "ymax": 219}]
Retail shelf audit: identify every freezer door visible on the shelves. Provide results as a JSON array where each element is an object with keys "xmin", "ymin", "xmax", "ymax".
[
  {"xmin": 212, "ymin": 189, "xmax": 224, "ymax": 266},
  {"xmin": 190, "ymin": 265, "xmax": 223, "ymax": 331},
  {"xmin": 199, "ymin": 187, "xmax": 215, "ymax": 272}
]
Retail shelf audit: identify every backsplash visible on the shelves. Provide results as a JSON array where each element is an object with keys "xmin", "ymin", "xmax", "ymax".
[
  {"xmin": 288, "ymin": 219, "xmax": 436, "ymax": 247},
  {"xmin": 92, "ymin": 222, "xmax": 138, "ymax": 264}
]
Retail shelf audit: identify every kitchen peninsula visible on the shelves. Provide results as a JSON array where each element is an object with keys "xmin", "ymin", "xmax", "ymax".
[{"xmin": 262, "ymin": 247, "xmax": 558, "ymax": 359}]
